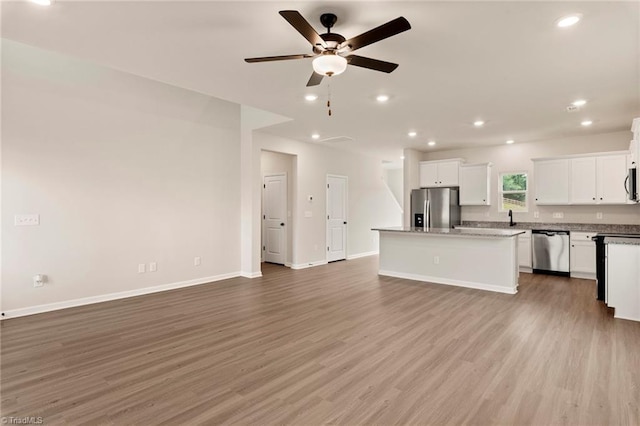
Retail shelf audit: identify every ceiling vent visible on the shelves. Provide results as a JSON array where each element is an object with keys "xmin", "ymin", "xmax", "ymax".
[
  {"xmin": 566, "ymin": 105, "xmax": 579, "ymax": 112},
  {"xmin": 318, "ymin": 136, "xmax": 355, "ymax": 143}
]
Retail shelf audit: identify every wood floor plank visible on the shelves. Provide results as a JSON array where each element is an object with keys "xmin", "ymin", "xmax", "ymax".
[{"xmin": 2, "ymin": 256, "xmax": 639, "ymax": 425}]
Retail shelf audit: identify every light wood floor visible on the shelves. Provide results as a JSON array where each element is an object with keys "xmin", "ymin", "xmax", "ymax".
[{"xmin": 2, "ymin": 256, "xmax": 639, "ymax": 425}]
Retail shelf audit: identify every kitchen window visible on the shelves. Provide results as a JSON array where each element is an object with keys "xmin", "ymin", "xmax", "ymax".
[{"xmin": 500, "ymin": 172, "xmax": 528, "ymax": 212}]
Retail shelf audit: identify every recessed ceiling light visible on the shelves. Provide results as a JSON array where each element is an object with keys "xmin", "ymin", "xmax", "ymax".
[
  {"xmin": 581, "ymin": 120, "xmax": 593, "ymax": 126},
  {"xmin": 30, "ymin": 0, "xmax": 52, "ymax": 4},
  {"xmin": 305, "ymin": 94, "xmax": 318, "ymax": 101},
  {"xmin": 408, "ymin": 131, "xmax": 417, "ymax": 137},
  {"xmin": 556, "ymin": 14, "xmax": 581, "ymax": 28},
  {"xmin": 473, "ymin": 120, "xmax": 485, "ymax": 127},
  {"xmin": 572, "ymin": 99, "xmax": 587, "ymax": 107},
  {"xmin": 506, "ymin": 139, "xmax": 515, "ymax": 144},
  {"xmin": 311, "ymin": 133, "xmax": 320, "ymax": 139},
  {"xmin": 376, "ymin": 95, "xmax": 389, "ymax": 103},
  {"xmin": 427, "ymin": 141, "xmax": 436, "ymax": 146}
]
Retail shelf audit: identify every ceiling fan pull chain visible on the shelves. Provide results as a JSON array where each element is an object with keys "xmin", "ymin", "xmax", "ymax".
[{"xmin": 327, "ymin": 83, "xmax": 332, "ymax": 116}]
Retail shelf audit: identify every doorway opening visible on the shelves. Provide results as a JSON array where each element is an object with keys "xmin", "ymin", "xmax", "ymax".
[{"xmin": 261, "ymin": 150, "xmax": 295, "ymax": 269}]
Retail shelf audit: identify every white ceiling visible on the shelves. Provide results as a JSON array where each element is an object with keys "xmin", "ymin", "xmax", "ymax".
[{"xmin": 2, "ymin": 1, "xmax": 639, "ymax": 163}]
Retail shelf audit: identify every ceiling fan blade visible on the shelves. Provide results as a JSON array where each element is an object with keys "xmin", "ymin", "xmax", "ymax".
[
  {"xmin": 306, "ymin": 72, "xmax": 324, "ymax": 87},
  {"xmin": 346, "ymin": 55, "xmax": 399, "ymax": 73},
  {"xmin": 279, "ymin": 10, "xmax": 327, "ymax": 49},
  {"xmin": 245, "ymin": 54, "xmax": 314, "ymax": 63},
  {"xmin": 340, "ymin": 17, "xmax": 411, "ymax": 53}
]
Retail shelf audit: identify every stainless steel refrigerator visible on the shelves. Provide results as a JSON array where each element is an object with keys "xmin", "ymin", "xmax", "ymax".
[{"xmin": 410, "ymin": 188, "xmax": 461, "ymax": 229}]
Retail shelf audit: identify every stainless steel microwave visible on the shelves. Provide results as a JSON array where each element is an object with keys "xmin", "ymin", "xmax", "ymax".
[{"xmin": 627, "ymin": 167, "xmax": 638, "ymax": 201}]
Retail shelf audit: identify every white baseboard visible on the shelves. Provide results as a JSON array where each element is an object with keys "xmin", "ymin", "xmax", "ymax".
[
  {"xmin": 614, "ymin": 313, "xmax": 640, "ymax": 322},
  {"xmin": 378, "ymin": 270, "xmax": 518, "ymax": 295},
  {"xmin": 519, "ymin": 266, "xmax": 532, "ymax": 274},
  {"xmin": 570, "ymin": 271, "xmax": 596, "ymax": 281},
  {"xmin": 291, "ymin": 260, "xmax": 328, "ymax": 270},
  {"xmin": 1, "ymin": 272, "xmax": 241, "ymax": 320},
  {"xmin": 347, "ymin": 251, "xmax": 378, "ymax": 260},
  {"xmin": 240, "ymin": 271, "xmax": 263, "ymax": 278}
]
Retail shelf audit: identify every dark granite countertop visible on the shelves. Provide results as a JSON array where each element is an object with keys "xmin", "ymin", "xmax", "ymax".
[
  {"xmin": 372, "ymin": 226, "xmax": 524, "ymax": 238},
  {"xmin": 604, "ymin": 236, "xmax": 640, "ymax": 246},
  {"xmin": 460, "ymin": 221, "xmax": 640, "ymax": 234}
]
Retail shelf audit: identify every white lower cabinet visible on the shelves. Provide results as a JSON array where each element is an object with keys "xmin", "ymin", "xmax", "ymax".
[
  {"xmin": 518, "ymin": 231, "xmax": 532, "ymax": 270},
  {"xmin": 607, "ymin": 243, "xmax": 640, "ymax": 321},
  {"xmin": 570, "ymin": 232, "xmax": 596, "ymax": 279}
]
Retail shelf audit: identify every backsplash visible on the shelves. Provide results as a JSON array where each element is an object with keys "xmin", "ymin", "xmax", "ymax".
[{"xmin": 461, "ymin": 221, "xmax": 640, "ymax": 234}]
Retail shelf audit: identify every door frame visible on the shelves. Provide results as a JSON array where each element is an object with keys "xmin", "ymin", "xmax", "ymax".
[
  {"xmin": 262, "ymin": 172, "xmax": 287, "ymax": 265},
  {"xmin": 326, "ymin": 174, "xmax": 348, "ymax": 262}
]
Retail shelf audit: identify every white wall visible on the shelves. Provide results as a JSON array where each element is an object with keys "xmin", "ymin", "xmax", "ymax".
[
  {"xmin": 260, "ymin": 150, "xmax": 295, "ymax": 265},
  {"xmin": 402, "ymin": 148, "xmax": 422, "ymax": 226},
  {"xmin": 254, "ymin": 133, "xmax": 402, "ymax": 267},
  {"xmin": 2, "ymin": 40, "xmax": 241, "ymax": 314},
  {"xmin": 420, "ymin": 131, "xmax": 639, "ymax": 224},
  {"xmin": 383, "ymin": 168, "xmax": 404, "ymax": 208}
]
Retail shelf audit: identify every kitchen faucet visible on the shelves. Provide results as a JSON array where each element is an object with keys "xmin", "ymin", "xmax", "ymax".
[{"xmin": 508, "ymin": 209, "xmax": 516, "ymax": 227}]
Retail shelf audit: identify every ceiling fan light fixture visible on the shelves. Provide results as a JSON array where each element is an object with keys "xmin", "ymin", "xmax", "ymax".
[{"xmin": 312, "ymin": 54, "xmax": 348, "ymax": 77}]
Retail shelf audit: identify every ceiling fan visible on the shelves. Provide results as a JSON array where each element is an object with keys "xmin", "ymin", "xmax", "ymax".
[{"xmin": 245, "ymin": 10, "xmax": 411, "ymax": 87}]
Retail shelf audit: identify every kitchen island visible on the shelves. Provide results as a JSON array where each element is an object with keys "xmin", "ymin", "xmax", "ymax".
[{"xmin": 373, "ymin": 227, "xmax": 525, "ymax": 294}]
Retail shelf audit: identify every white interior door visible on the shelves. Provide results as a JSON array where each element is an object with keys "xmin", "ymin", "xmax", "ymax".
[
  {"xmin": 263, "ymin": 174, "xmax": 287, "ymax": 264},
  {"xmin": 327, "ymin": 175, "xmax": 347, "ymax": 262}
]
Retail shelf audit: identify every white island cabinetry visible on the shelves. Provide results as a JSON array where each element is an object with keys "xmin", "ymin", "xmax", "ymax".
[
  {"xmin": 373, "ymin": 227, "xmax": 524, "ymax": 294},
  {"xmin": 606, "ymin": 239, "xmax": 640, "ymax": 322}
]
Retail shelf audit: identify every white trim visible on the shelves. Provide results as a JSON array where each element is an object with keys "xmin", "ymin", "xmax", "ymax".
[
  {"xmin": 240, "ymin": 271, "xmax": 263, "ymax": 278},
  {"xmin": 1, "ymin": 272, "xmax": 241, "ymax": 319},
  {"xmin": 378, "ymin": 270, "xmax": 518, "ymax": 295},
  {"xmin": 347, "ymin": 251, "xmax": 379, "ymax": 260},
  {"xmin": 519, "ymin": 266, "xmax": 533, "ymax": 274},
  {"xmin": 291, "ymin": 260, "xmax": 328, "ymax": 270}
]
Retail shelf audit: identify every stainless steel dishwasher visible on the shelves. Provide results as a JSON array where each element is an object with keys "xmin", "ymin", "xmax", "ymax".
[{"xmin": 532, "ymin": 230, "xmax": 570, "ymax": 276}]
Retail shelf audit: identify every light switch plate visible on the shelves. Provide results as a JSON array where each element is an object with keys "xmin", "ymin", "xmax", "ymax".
[
  {"xmin": 552, "ymin": 212, "xmax": 564, "ymax": 219},
  {"xmin": 138, "ymin": 264, "xmax": 146, "ymax": 273},
  {"xmin": 15, "ymin": 214, "xmax": 39, "ymax": 226},
  {"xmin": 533, "ymin": 211, "xmax": 540, "ymax": 219},
  {"xmin": 149, "ymin": 262, "xmax": 157, "ymax": 272}
]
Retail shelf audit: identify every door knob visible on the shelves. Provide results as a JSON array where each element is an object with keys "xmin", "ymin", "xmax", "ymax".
[
  {"xmin": 343, "ymin": 221, "xmax": 347, "ymax": 225},
  {"xmin": 280, "ymin": 223, "xmax": 285, "ymax": 226}
]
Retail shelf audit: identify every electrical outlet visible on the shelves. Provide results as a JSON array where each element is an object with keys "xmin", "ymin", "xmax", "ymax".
[
  {"xmin": 138, "ymin": 264, "xmax": 146, "ymax": 273},
  {"xmin": 552, "ymin": 212, "xmax": 564, "ymax": 219},
  {"xmin": 596, "ymin": 212, "xmax": 603, "ymax": 219},
  {"xmin": 149, "ymin": 262, "xmax": 157, "ymax": 272},
  {"xmin": 534, "ymin": 211, "xmax": 540, "ymax": 219},
  {"xmin": 14, "ymin": 214, "xmax": 39, "ymax": 226},
  {"xmin": 433, "ymin": 256, "xmax": 440, "ymax": 265},
  {"xmin": 33, "ymin": 274, "xmax": 45, "ymax": 288},
  {"xmin": 194, "ymin": 257, "xmax": 201, "ymax": 266}
]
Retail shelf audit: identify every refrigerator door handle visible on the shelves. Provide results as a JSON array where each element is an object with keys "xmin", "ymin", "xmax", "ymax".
[{"xmin": 426, "ymin": 200, "xmax": 431, "ymax": 230}]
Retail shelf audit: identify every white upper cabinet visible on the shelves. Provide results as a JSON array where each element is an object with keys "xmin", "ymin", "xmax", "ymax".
[
  {"xmin": 533, "ymin": 159, "xmax": 570, "ymax": 205},
  {"xmin": 419, "ymin": 159, "xmax": 462, "ymax": 188},
  {"xmin": 570, "ymin": 157, "xmax": 597, "ymax": 204},
  {"xmin": 569, "ymin": 154, "xmax": 628, "ymax": 204},
  {"xmin": 459, "ymin": 163, "xmax": 491, "ymax": 205},
  {"xmin": 596, "ymin": 154, "xmax": 628, "ymax": 204}
]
